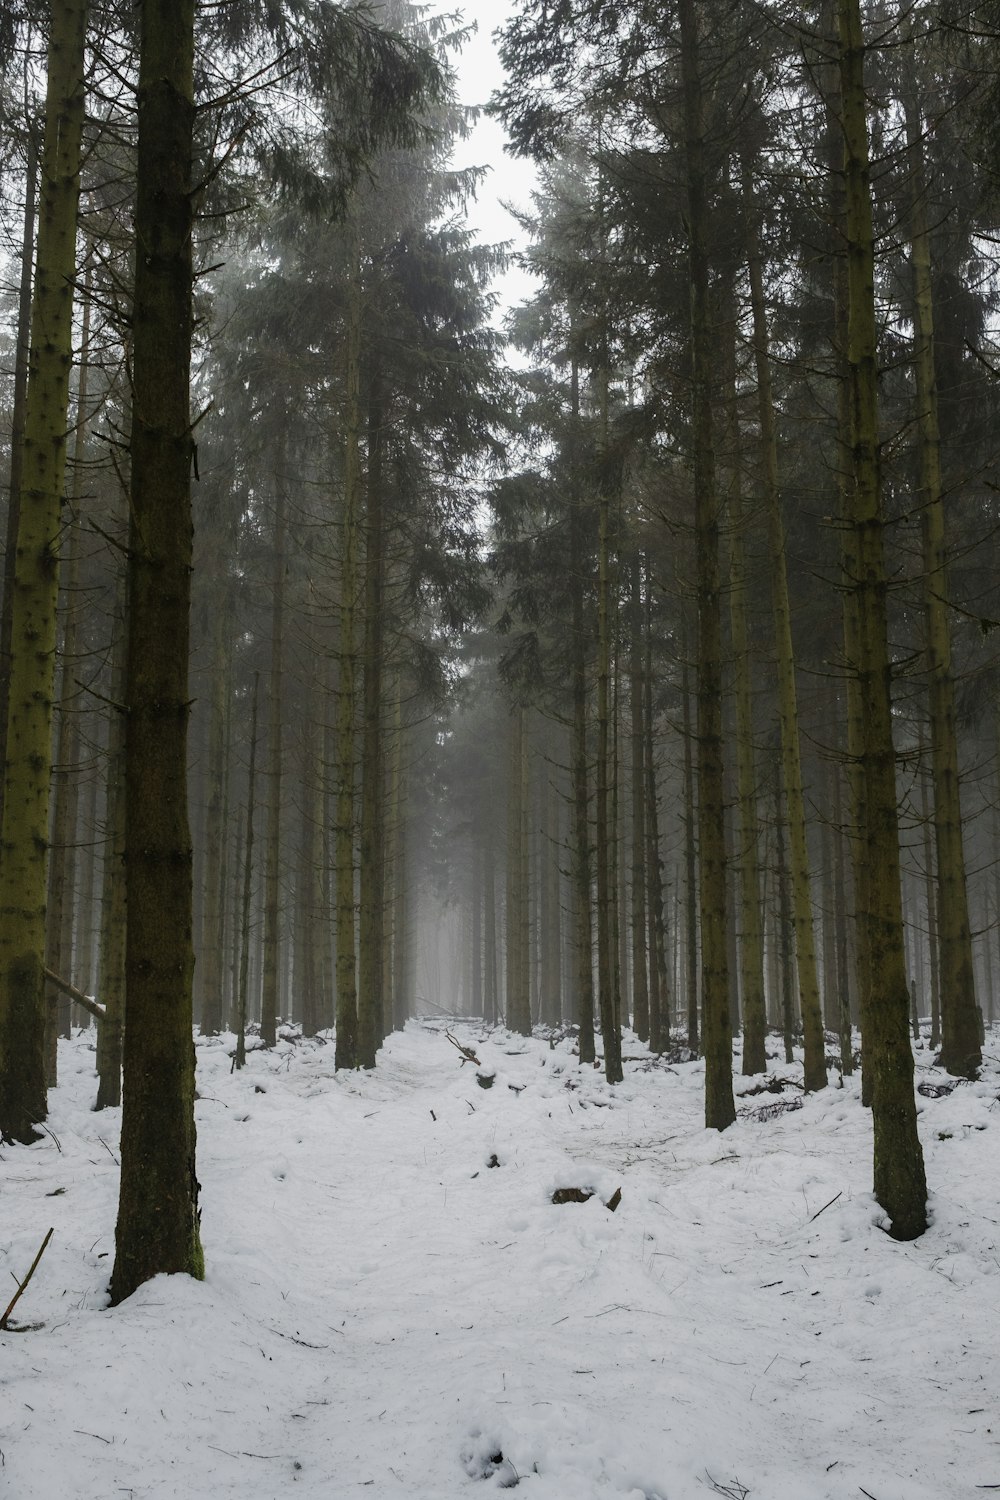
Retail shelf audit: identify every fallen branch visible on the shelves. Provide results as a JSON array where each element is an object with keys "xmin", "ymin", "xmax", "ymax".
[
  {"xmin": 1, "ymin": 1227, "xmax": 54, "ymax": 1330},
  {"xmin": 445, "ymin": 1031, "xmax": 480, "ymax": 1066},
  {"xmin": 43, "ymin": 968, "xmax": 105, "ymax": 1023}
]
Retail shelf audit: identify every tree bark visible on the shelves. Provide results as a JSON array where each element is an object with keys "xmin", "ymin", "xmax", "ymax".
[
  {"xmin": 904, "ymin": 96, "xmax": 980, "ymax": 1078},
  {"xmin": 334, "ymin": 231, "xmax": 363, "ymax": 1071},
  {"xmin": 358, "ymin": 363, "xmax": 386, "ymax": 1065},
  {"xmin": 0, "ymin": 0, "xmax": 88, "ymax": 1144},
  {"xmin": 111, "ymin": 0, "xmax": 204, "ymax": 1299},
  {"xmin": 260, "ymin": 450, "xmax": 286, "ymax": 1048},
  {"xmin": 680, "ymin": 0, "xmax": 734, "ymax": 1128},
  {"xmin": 744, "ymin": 163, "xmax": 826, "ymax": 1091},
  {"xmin": 837, "ymin": 0, "xmax": 927, "ymax": 1240},
  {"xmin": 568, "ymin": 357, "xmax": 596, "ymax": 1064}
]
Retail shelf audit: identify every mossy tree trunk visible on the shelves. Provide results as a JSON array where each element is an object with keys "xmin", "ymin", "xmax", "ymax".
[
  {"xmin": 837, "ymin": 0, "xmax": 927, "ymax": 1240},
  {"xmin": 110, "ymin": 0, "xmax": 204, "ymax": 1300},
  {"xmin": 0, "ymin": 0, "xmax": 88, "ymax": 1143},
  {"xmin": 0, "ymin": 125, "xmax": 38, "ymax": 838}
]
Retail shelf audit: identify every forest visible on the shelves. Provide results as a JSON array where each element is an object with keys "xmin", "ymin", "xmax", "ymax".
[{"xmin": 3, "ymin": 0, "xmax": 1000, "ymax": 1495}]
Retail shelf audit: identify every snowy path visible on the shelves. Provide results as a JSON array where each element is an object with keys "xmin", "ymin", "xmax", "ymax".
[{"xmin": 3, "ymin": 1020, "xmax": 1000, "ymax": 1499}]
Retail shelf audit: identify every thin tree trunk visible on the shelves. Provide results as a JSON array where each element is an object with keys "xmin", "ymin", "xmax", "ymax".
[
  {"xmin": 46, "ymin": 266, "xmax": 93, "ymax": 1077},
  {"xmin": 775, "ymin": 775, "xmax": 796, "ymax": 1065},
  {"xmin": 682, "ymin": 660, "xmax": 699, "ymax": 1051},
  {"xmin": 595, "ymin": 397, "xmax": 622, "ymax": 1082},
  {"xmin": 744, "ymin": 162, "xmax": 826, "ymax": 1091},
  {"xmin": 644, "ymin": 573, "xmax": 669, "ymax": 1051},
  {"xmin": 831, "ymin": 754, "xmax": 854, "ymax": 1076},
  {"xmin": 95, "ymin": 598, "xmax": 127, "ymax": 1111},
  {"xmin": 569, "ymin": 360, "xmax": 596, "ymax": 1063},
  {"xmin": 197, "ymin": 521, "xmax": 235, "ymax": 1035},
  {"xmin": 235, "ymin": 675, "xmax": 261, "ymax": 1070},
  {"xmin": 904, "ymin": 96, "xmax": 980, "ymax": 1077},
  {"xmin": 919, "ymin": 737, "xmax": 941, "ymax": 1051},
  {"xmin": 629, "ymin": 555, "xmax": 649, "ymax": 1042},
  {"xmin": 260, "ymin": 451, "xmax": 286, "ymax": 1048}
]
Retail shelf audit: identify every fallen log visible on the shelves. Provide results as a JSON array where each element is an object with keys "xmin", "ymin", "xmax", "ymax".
[{"xmin": 43, "ymin": 968, "xmax": 105, "ymax": 1023}]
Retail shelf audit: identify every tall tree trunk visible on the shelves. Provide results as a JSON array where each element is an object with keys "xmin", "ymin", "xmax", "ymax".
[
  {"xmin": 919, "ymin": 736, "xmax": 941, "ymax": 1051},
  {"xmin": 774, "ymin": 775, "xmax": 796, "ymax": 1065},
  {"xmin": 723, "ymin": 311, "xmax": 767, "ymax": 1077},
  {"xmin": 0, "ymin": 122, "xmax": 38, "ymax": 837},
  {"xmin": 644, "ymin": 574, "xmax": 668, "ymax": 1051},
  {"xmin": 679, "ymin": 0, "xmax": 735, "ymax": 1130},
  {"xmin": 95, "ymin": 595, "xmax": 128, "ymax": 1111},
  {"xmin": 298, "ymin": 670, "xmax": 322, "ymax": 1038},
  {"xmin": 0, "ymin": 0, "xmax": 88, "ymax": 1144},
  {"xmin": 334, "ymin": 234, "xmax": 362, "ymax": 1071},
  {"xmin": 836, "ymin": 0, "xmax": 927, "ymax": 1239},
  {"xmin": 111, "ymin": 0, "xmax": 204, "ymax": 1299},
  {"xmin": 484, "ymin": 838, "xmax": 498, "ymax": 1027},
  {"xmin": 595, "ymin": 411, "xmax": 622, "ymax": 1082},
  {"xmin": 260, "ymin": 452, "xmax": 286, "ymax": 1048},
  {"xmin": 831, "ymin": 754, "xmax": 854, "ymax": 1076},
  {"xmin": 744, "ymin": 162, "xmax": 826, "ymax": 1091},
  {"xmin": 197, "ymin": 516, "xmax": 235, "ymax": 1035},
  {"xmin": 506, "ymin": 705, "xmax": 531, "ymax": 1035},
  {"xmin": 904, "ymin": 98, "xmax": 980, "ymax": 1077},
  {"xmin": 45, "ymin": 266, "xmax": 93, "ymax": 1077},
  {"xmin": 234, "ymin": 675, "xmax": 260, "ymax": 1070},
  {"xmin": 682, "ymin": 660, "xmax": 699, "ymax": 1051},
  {"xmin": 629, "ymin": 555, "xmax": 649, "ymax": 1042},
  {"xmin": 568, "ymin": 358, "xmax": 596, "ymax": 1063},
  {"xmin": 358, "ymin": 365, "xmax": 385, "ymax": 1065}
]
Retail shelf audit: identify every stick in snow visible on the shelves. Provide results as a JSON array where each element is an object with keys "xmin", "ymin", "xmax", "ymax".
[{"xmin": 1, "ymin": 1228, "xmax": 54, "ymax": 1330}]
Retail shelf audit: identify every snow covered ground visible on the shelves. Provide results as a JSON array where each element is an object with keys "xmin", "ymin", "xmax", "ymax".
[{"xmin": 3, "ymin": 1019, "xmax": 999, "ymax": 1500}]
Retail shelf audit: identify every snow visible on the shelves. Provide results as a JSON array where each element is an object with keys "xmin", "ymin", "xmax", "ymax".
[{"xmin": 3, "ymin": 1020, "xmax": 1000, "ymax": 1499}]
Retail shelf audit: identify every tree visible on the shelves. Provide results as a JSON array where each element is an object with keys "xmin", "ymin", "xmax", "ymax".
[
  {"xmin": 110, "ymin": 0, "xmax": 204, "ymax": 1301},
  {"xmin": 0, "ymin": 0, "xmax": 88, "ymax": 1143},
  {"xmin": 836, "ymin": 0, "xmax": 927, "ymax": 1241}
]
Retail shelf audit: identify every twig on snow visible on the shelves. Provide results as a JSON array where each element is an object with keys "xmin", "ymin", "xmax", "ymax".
[
  {"xmin": 445, "ymin": 1031, "xmax": 481, "ymax": 1066},
  {"xmin": 809, "ymin": 1191, "xmax": 843, "ymax": 1223}
]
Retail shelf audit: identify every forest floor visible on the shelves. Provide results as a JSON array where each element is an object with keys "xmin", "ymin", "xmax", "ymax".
[{"xmin": 2, "ymin": 1018, "xmax": 999, "ymax": 1500}]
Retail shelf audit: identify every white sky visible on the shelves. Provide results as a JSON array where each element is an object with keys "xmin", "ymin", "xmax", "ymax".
[{"xmin": 437, "ymin": 1, "xmax": 540, "ymax": 321}]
